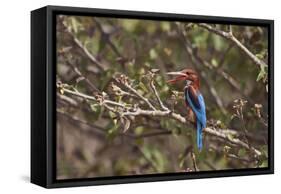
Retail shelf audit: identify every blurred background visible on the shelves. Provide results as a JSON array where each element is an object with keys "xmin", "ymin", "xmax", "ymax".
[{"xmin": 56, "ymin": 15, "xmax": 268, "ymax": 179}]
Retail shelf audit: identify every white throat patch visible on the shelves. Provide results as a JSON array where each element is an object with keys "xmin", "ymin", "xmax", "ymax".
[{"xmin": 186, "ymin": 80, "xmax": 192, "ymax": 86}]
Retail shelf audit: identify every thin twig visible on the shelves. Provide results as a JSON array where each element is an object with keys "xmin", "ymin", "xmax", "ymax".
[
  {"xmin": 204, "ymin": 127, "xmax": 261, "ymax": 156},
  {"xmin": 93, "ymin": 18, "xmax": 123, "ymax": 58},
  {"xmin": 191, "ymin": 151, "xmax": 199, "ymax": 171},
  {"xmin": 115, "ymin": 77, "xmax": 156, "ymax": 110},
  {"xmin": 62, "ymin": 88, "xmax": 126, "ymax": 108},
  {"xmin": 57, "ymin": 109, "xmax": 106, "ymax": 138},
  {"xmin": 136, "ymin": 130, "xmax": 172, "ymax": 138},
  {"xmin": 150, "ymin": 78, "xmax": 169, "ymax": 111},
  {"xmin": 57, "ymin": 93, "xmax": 79, "ymax": 107},
  {"xmin": 227, "ymin": 154, "xmax": 252, "ymax": 163},
  {"xmin": 208, "ymin": 144, "xmax": 253, "ymax": 164},
  {"xmin": 65, "ymin": 60, "xmax": 100, "ymax": 92}
]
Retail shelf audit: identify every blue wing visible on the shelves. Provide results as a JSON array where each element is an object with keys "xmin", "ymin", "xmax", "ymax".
[
  {"xmin": 186, "ymin": 86, "xmax": 201, "ymax": 109},
  {"xmin": 185, "ymin": 86, "xmax": 207, "ymax": 150}
]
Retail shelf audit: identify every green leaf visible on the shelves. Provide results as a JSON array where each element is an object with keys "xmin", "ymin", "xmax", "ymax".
[
  {"xmin": 113, "ymin": 119, "xmax": 118, "ymax": 126},
  {"xmin": 90, "ymin": 104, "xmax": 99, "ymax": 112},
  {"xmin": 122, "ymin": 19, "xmax": 139, "ymax": 32},
  {"xmin": 260, "ymin": 160, "xmax": 268, "ymax": 168},
  {"xmin": 138, "ymin": 82, "xmax": 149, "ymax": 93},
  {"xmin": 179, "ymin": 157, "xmax": 185, "ymax": 168},
  {"xmin": 71, "ymin": 18, "xmax": 78, "ymax": 33},
  {"xmin": 211, "ymin": 58, "xmax": 218, "ymax": 67},
  {"xmin": 109, "ymin": 111, "xmax": 117, "ymax": 119},
  {"xmin": 142, "ymin": 145, "xmax": 167, "ymax": 172},
  {"xmin": 160, "ymin": 22, "xmax": 171, "ymax": 31},
  {"xmin": 256, "ymin": 62, "xmax": 268, "ymax": 83},
  {"xmin": 149, "ymin": 49, "xmax": 158, "ymax": 60},
  {"xmin": 213, "ymin": 34, "xmax": 224, "ymax": 50},
  {"xmin": 107, "ymin": 123, "xmax": 119, "ymax": 140},
  {"xmin": 255, "ymin": 53, "xmax": 264, "ymax": 59},
  {"xmin": 256, "ymin": 68, "xmax": 266, "ymax": 82},
  {"xmin": 238, "ymin": 148, "xmax": 246, "ymax": 157},
  {"xmin": 135, "ymin": 126, "xmax": 145, "ymax": 135}
]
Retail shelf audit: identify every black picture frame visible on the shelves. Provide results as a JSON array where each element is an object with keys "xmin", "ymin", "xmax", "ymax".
[{"xmin": 31, "ymin": 5, "xmax": 274, "ymax": 188}]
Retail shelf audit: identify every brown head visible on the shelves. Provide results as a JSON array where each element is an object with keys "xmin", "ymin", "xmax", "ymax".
[{"xmin": 166, "ymin": 68, "xmax": 200, "ymax": 88}]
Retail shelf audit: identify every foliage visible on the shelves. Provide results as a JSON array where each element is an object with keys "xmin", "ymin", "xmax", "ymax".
[{"xmin": 56, "ymin": 15, "xmax": 268, "ymax": 179}]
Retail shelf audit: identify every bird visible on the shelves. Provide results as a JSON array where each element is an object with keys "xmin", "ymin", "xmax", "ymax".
[{"xmin": 166, "ymin": 68, "xmax": 206, "ymax": 151}]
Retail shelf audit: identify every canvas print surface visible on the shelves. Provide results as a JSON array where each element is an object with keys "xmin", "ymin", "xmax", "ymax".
[{"xmin": 56, "ymin": 15, "xmax": 269, "ymax": 180}]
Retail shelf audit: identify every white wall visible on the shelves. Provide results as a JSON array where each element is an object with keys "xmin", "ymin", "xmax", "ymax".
[{"xmin": 0, "ymin": 0, "xmax": 279, "ymax": 193}]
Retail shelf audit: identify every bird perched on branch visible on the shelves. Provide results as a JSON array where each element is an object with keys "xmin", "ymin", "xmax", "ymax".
[{"xmin": 167, "ymin": 69, "xmax": 206, "ymax": 151}]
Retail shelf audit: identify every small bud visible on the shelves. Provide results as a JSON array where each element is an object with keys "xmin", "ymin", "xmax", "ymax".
[
  {"xmin": 59, "ymin": 88, "xmax": 64, "ymax": 95},
  {"xmin": 254, "ymin": 104, "xmax": 263, "ymax": 118}
]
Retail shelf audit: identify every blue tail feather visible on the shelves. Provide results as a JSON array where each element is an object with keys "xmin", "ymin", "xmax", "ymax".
[{"xmin": 197, "ymin": 122, "xmax": 203, "ymax": 151}]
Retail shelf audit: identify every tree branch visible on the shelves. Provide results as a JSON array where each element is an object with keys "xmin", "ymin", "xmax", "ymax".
[
  {"xmin": 57, "ymin": 109, "xmax": 172, "ymax": 139},
  {"xmin": 149, "ymin": 76, "xmax": 169, "ymax": 111},
  {"xmin": 63, "ymin": 59, "xmax": 100, "ymax": 93},
  {"xmin": 191, "ymin": 151, "xmax": 199, "ymax": 171},
  {"xmin": 197, "ymin": 23, "xmax": 268, "ymax": 69},
  {"xmin": 58, "ymin": 16, "xmax": 106, "ymax": 71},
  {"xmin": 114, "ymin": 76, "xmax": 156, "ymax": 110},
  {"xmin": 60, "ymin": 83, "xmax": 262, "ymax": 157},
  {"xmin": 61, "ymin": 87, "xmax": 127, "ymax": 109},
  {"xmin": 93, "ymin": 18, "xmax": 123, "ymax": 58}
]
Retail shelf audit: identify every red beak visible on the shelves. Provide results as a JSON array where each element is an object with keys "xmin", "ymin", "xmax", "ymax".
[{"xmin": 166, "ymin": 71, "xmax": 187, "ymax": 84}]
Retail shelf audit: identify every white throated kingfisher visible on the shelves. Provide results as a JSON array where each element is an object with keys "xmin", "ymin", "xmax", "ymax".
[{"xmin": 167, "ymin": 69, "xmax": 206, "ymax": 151}]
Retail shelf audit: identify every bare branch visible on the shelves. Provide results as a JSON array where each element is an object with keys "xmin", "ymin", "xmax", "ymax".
[
  {"xmin": 59, "ymin": 81, "xmax": 262, "ymax": 157},
  {"xmin": 149, "ymin": 77, "xmax": 169, "ymax": 111},
  {"xmin": 58, "ymin": 17, "xmax": 106, "ymax": 71},
  {"xmin": 204, "ymin": 127, "xmax": 261, "ymax": 156},
  {"xmin": 58, "ymin": 109, "xmax": 172, "ymax": 139},
  {"xmin": 124, "ymin": 107, "xmax": 262, "ymax": 157},
  {"xmin": 65, "ymin": 60, "xmax": 100, "ymax": 92},
  {"xmin": 57, "ymin": 109, "xmax": 106, "ymax": 138},
  {"xmin": 208, "ymin": 144, "xmax": 253, "ymax": 164},
  {"xmin": 136, "ymin": 130, "xmax": 172, "ymax": 138},
  {"xmin": 191, "ymin": 151, "xmax": 199, "ymax": 171},
  {"xmin": 197, "ymin": 23, "xmax": 268, "ymax": 69},
  {"xmin": 93, "ymin": 18, "xmax": 123, "ymax": 58},
  {"xmin": 57, "ymin": 93, "xmax": 79, "ymax": 107},
  {"xmin": 114, "ymin": 77, "xmax": 156, "ymax": 110},
  {"xmin": 62, "ymin": 87, "xmax": 127, "ymax": 109},
  {"xmin": 109, "ymin": 82, "xmax": 137, "ymax": 98}
]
